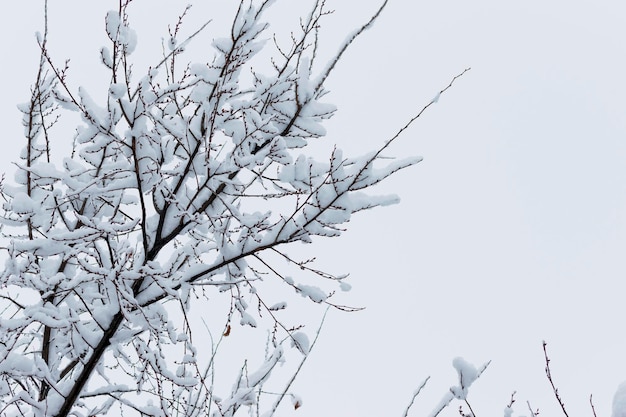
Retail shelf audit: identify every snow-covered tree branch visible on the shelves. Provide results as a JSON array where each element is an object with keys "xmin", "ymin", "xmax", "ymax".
[{"xmin": 0, "ymin": 1, "xmax": 470, "ymax": 416}]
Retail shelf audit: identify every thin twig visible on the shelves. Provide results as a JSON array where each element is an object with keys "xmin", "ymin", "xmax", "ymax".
[
  {"xmin": 543, "ymin": 341, "xmax": 569, "ymax": 417},
  {"xmin": 507, "ymin": 391, "xmax": 516, "ymax": 408},
  {"xmin": 315, "ymin": 0, "xmax": 389, "ymax": 89},
  {"xmin": 267, "ymin": 307, "xmax": 330, "ymax": 416},
  {"xmin": 383, "ymin": 67, "xmax": 471, "ymax": 151},
  {"xmin": 589, "ymin": 394, "xmax": 597, "ymax": 417},
  {"xmin": 402, "ymin": 377, "xmax": 430, "ymax": 417},
  {"xmin": 464, "ymin": 398, "xmax": 477, "ymax": 417},
  {"xmin": 153, "ymin": 19, "xmax": 213, "ymax": 70}
]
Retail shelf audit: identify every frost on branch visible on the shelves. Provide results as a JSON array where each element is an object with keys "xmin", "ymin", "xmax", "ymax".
[{"xmin": 0, "ymin": 1, "xmax": 453, "ymax": 416}]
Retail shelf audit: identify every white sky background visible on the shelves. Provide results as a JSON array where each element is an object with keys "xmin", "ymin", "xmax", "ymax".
[{"xmin": 2, "ymin": 1, "xmax": 626, "ymax": 416}]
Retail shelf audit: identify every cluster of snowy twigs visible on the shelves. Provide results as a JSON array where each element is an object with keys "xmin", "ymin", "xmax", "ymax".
[{"xmin": 0, "ymin": 1, "xmax": 475, "ymax": 416}]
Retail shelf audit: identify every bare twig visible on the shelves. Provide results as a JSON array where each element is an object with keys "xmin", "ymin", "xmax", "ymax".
[
  {"xmin": 267, "ymin": 307, "xmax": 330, "ymax": 416},
  {"xmin": 543, "ymin": 341, "xmax": 569, "ymax": 417},
  {"xmin": 315, "ymin": 0, "xmax": 389, "ymax": 89},
  {"xmin": 507, "ymin": 391, "xmax": 516, "ymax": 408},
  {"xmin": 383, "ymin": 67, "xmax": 471, "ymax": 152},
  {"xmin": 527, "ymin": 401, "xmax": 539, "ymax": 417},
  {"xmin": 402, "ymin": 377, "xmax": 430, "ymax": 417},
  {"xmin": 589, "ymin": 394, "xmax": 597, "ymax": 417},
  {"xmin": 464, "ymin": 398, "xmax": 477, "ymax": 417}
]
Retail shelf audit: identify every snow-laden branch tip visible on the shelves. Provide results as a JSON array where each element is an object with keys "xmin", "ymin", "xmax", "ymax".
[{"xmin": 0, "ymin": 1, "xmax": 470, "ymax": 416}]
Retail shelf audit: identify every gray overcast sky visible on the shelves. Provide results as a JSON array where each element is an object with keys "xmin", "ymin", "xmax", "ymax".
[{"xmin": 2, "ymin": 1, "xmax": 626, "ymax": 416}]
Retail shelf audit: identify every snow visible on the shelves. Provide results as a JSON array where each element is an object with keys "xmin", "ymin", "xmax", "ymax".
[
  {"xmin": 108, "ymin": 83, "xmax": 126, "ymax": 99},
  {"xmin": 190, "ymin": 63, "xmax": 219, "ymax": 84},
  {"xmin": 450, "ymin": 357, "xmax": 489, "ymax": 403},
  {"xmin": 100, "ymin": 46, "xmax": 113, "ymax": 68},
  {"xmin": 426, "ymin": 358, "xmax": 488, "ymax": 417},
  {"xmin": 0, "ymin": 2, "xmax": 443, "ymax": 415},
  {"xmin": 296, "ymin": 284, "xmax": 327, "ymax": 303},
  {"xmin": 10, "ymin": 192, "xmax": 36, "ymax": 215},
  {"xmin": 268, "ymin": 301, "xmax": 287, "ymax": 311},
  {"xmin": 290, "ymin": 332, "xmax": 310, "ymax": 355},
  {"xmin": 0, "ymin": 353, "xmax": 34, "ymax": 374},
  {"xmin": 613, "ymin": 382, "xmax": 626, "ymax": 417},
  {"xmin": 105, "ymin": 10, "xmax": 137, "ymax": 53},
  {"xmin": 239, "ymin": 312, "xmax": 258, "ymax": 328},
  {"xmin": 105, "ymin": 10, "xmax": 120, "ymax": 42},
  {"xmin": 167, "ymin": 36, "xmax": 177, "ymax": 51},
  {"xmin": 296, "ymin": 57, "xmax": 313, "ymax": 104},
  {"xmin": 190, "ymin": 82, "xmax": 212, "ymax": 102}
]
